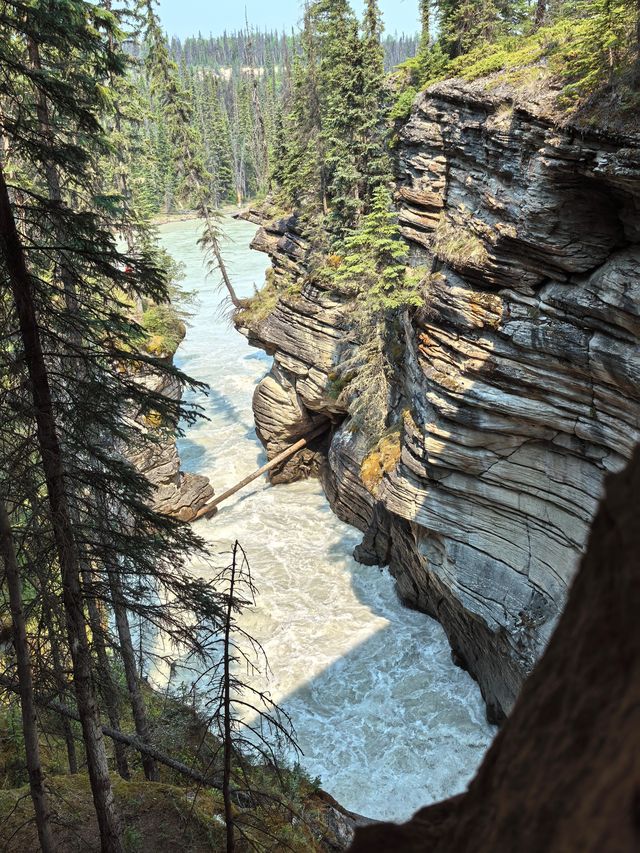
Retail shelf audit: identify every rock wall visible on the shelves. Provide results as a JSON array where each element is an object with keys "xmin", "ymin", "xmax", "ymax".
[
  {"xmin": 129, "ymin": 369, "xmax": 214, "ymax": 522},
  {"xmin": 238, "ymin": 79, "xmax": 640, "ymax": 722},
  {"xmin": 349, "ymin": 445, "xmax": 640, "ymax": 853}
]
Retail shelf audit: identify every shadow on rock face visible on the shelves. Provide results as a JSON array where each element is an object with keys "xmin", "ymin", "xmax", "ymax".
[{"xmin": 350, "ymin": 444, "xmax": 640, "ymax": 853}]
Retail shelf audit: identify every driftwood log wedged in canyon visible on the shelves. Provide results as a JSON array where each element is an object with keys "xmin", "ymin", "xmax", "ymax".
[
  {"xmin": 349, "ymin": 444, "xmax": 640, "ymax": 853},
  {"xmin": 238, "ymin": 78, "xmax": 640, "ymax": 722}
]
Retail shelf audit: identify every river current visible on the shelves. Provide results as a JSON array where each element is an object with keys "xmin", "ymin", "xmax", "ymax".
[{"xmin": 158, "ymin": 215, "xmax": 494, "ymax": 822}]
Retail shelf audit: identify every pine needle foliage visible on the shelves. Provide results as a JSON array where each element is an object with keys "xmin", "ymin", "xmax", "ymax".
[{"xmin": 331, "ymin": 185, "xmax": 421, "ymax": 311}]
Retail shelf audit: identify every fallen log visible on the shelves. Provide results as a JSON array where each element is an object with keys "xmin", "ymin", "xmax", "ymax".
[{"xmin": 192, "ymin": 421, "xmax": 330, "ymax": 521}]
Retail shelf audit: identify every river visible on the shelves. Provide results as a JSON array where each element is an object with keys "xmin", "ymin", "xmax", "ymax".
[{"xmin": 158, "ymin": 215, "xmax": 494, "ymax": 823}]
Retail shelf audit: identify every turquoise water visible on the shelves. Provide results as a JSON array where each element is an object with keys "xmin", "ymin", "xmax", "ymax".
[{"xmin": 158, "ymin": 216, "xmax": 494, "ymax": 822}]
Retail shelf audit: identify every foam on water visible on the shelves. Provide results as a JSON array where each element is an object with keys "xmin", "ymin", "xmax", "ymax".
[{"xmin": 158, "ymin": 216, "xmax": 495, "ymax": 822}]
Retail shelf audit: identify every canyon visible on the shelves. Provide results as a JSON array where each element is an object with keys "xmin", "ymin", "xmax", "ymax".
[{"xmin": 237, "ymin": 75, "xmax": 640, "ymax": 723}]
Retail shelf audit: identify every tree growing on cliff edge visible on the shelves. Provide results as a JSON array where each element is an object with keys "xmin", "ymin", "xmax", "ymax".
[
  {"xmin": 332, "ymin": 185, "xmax": 417, "ymax": 311},
  {"xmin": 272, "ymin": 0, "xmax": 393, "ymax": 240},
  {"xmin": 419, "ymin": 0, "xmax": 431, "ymax": 48}
]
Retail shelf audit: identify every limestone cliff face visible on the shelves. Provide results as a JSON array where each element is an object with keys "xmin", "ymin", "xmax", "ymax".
[
  {"xmin": 238, "ymin": 79, "xmax": 640, "ymax": 722},
  {"xmin": 129, "ymin": 368, "xmax": 214, "ymax": 522}
]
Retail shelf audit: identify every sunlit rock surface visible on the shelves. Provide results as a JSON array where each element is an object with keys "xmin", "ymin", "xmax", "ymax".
[
  {"xmin": 240, "ymin": 79, "xmax": 640, "ymax": 722},
  {"xmin": 349, "ymin": 445, "xmax": 640, "ymax": 852}
]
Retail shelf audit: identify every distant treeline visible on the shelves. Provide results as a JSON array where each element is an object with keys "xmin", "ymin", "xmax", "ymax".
[
  {"xmin": 168, "ymin": 30, "xmax": 419, "ymax": 72},
  {"xmin": 128, "ymin": 28, "xmax": 419, "ymax": 215}
]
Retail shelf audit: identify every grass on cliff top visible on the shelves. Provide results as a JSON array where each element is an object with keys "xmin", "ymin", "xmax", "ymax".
[
  {"xmin": 235, "ymin": 279, "xmax": 280, "ymax": 326},
  {"xmin": 395, "ymin": 13, "xmax": 640, "ymax": 130},
  {"xmin": 235, "ymin": 267, "xmax": 303, "ymax": 328},
  {"xmin": 140, "ymin": 302, "xmax": 187, "ymax": 358}
]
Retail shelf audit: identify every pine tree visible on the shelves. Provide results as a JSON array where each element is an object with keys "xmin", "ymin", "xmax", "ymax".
[
  {"xmin": 333, "ymin": 185, "xmax": 418, "ymax": 310},
  {"xmin": 419, "ymin": 0, "xmax": 431, "ymax": 50}
]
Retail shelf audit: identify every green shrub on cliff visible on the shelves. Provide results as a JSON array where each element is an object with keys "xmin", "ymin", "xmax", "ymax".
[
  {"xmin": 331, "ymin": 185, "xmax": 422, "ymax": 311},
  {"xmin": 394, "ymin": 0, "xmax": 640, "ymax": 120},
  {"xmin": 141, "ymin": 303, "xmax": 186, "ymax": 357}
]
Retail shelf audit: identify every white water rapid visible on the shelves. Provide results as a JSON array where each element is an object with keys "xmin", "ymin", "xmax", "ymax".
[{"xmin": 158, "ymin": 215, "xmax": 494, "ymax": 823}]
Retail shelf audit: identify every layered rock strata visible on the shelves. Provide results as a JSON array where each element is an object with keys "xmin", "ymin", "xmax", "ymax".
[
  {"xmin": 349, "ymin": 446, "xmax": 640, "ymax": 853},
  {"xmin": 129, "ymin": 369, "xmax": 214, "ymax": 522},
  {"xmin": 238, "ymin": 79, "xmax": 640, "ymax": 722}
]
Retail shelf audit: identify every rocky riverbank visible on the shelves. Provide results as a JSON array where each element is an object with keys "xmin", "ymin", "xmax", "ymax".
[
  {"xmin": 129, "ymin": 364, "xmax": 214, "ymax": 523},
  {"xmin": 236, "ymin": 77, "xmax": 640, "ymax": 722}
]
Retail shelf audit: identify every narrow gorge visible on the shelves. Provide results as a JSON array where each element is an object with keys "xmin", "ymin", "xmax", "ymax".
[
  {"xmin": 237, "ymin": 75, "xmax": 640, "ymax": 724},
  {"xmin": 4, "ymin": 3, "xmax": 640, "ymax": 851}
]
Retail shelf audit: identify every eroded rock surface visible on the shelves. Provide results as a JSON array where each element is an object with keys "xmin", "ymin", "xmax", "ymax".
[
  {"xmin": 239, "ymin": 80, "xmax": 640, "ymax": 721},
  {"xmin": 129, "ymin": 369, "xmax": 214, "ymax": 522},
  {"xmin": 349, "ymin": 445, "xmax": 640, "ymax": 853}
]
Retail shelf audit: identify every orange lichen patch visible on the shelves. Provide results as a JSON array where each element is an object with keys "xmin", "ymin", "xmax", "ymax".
[
  {"xmin": 143, "ymin": 410, "xmax": 163, "ymax": 429},
  {"xmin": 361, "ymin": 429, "xmax": 402, "ymax": 494}
]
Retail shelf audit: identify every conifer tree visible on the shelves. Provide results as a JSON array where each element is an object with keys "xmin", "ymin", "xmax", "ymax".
[
  {"xmin": 333, "ymin": 185, "xmax": 417, "ymax": 311},
  {"xmin": 141, "ymin": 0, "xmax": 241, "ymax": 306},
  {"xmin": 359, "ymin": 0, "xmax": 392, "ymax": 203},
  {"xmin": 0, "ymin": 3, "xmax": 229, "ymax": 848},
  {"xmin": 317, "ymin": 0, "xmax": 363, "ymax": 234},
  {"xmin": 419, "ymin": 0, "xmax": 431, "ymax": 49}
]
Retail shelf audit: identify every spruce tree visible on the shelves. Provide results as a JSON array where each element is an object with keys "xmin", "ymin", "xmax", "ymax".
[
  {"xmin": 333, "ymin": 184, "xmax": 417, "ymax": 310},
  {"xmin": 359, "ymin": 0, "xmax": 392, "ymax": 203},
  {"xmin": 0, "ymin": 3, "xmax": 226, "ymax": 848}
]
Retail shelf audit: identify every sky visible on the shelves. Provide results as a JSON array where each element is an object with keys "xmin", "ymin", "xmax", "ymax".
[{"xmin": 157, "ymin": 0, "xmax": 420, "ymax": 39}]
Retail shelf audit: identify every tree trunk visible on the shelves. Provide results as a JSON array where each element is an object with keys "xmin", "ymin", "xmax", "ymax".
[
  {"xmin": 0, "ymin": 501, "xmax": 56, "ymax": 853},
  {"xmin": 635, "ymin": 0, "xmax": 640, "ymax": 89},
  {"xmin": 534, "ymin": 0, "xmax": 546, "ymax": 28},
  {"xmin": 222, "ymin": 544, "xmax": 237, "ymax": 853},
  {"xmin": 27, "ymin": 38, "xmax": 79, "ymax": 314},
  {"xmin": 29, "ymin": 27, "xmax": 131, "ymax": 794},
  {"xmin": 83, "ymin": 571, "xmax": 130, "ymax": 780},
  {"xmin": 107, "ymin": 569, "xmax": 158, "ymax": 782},
  {"xmin": 43, "ymin": 601, "xmax": 79, "ymax": 775},
  {"xmin": 191, "ymin": 422, "xmax": 329, "ymax": 521},
  {"xmin": 0, "ymin": 164, "xmax": 124, "ymax": 853},
  {"xmin": 0, "ymin": 674, "xmax": 222, "ymax": 789}
]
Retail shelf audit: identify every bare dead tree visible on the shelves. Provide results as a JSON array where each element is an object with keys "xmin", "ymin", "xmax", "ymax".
[{"xmin": 189, "ymin": 542, "xmax": 302, "ymax": 853}]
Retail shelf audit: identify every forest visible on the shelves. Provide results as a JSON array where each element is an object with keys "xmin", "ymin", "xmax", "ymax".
[{"xmin": 1, "ymin": 0, "xmax": 639, "ymax": 852}]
